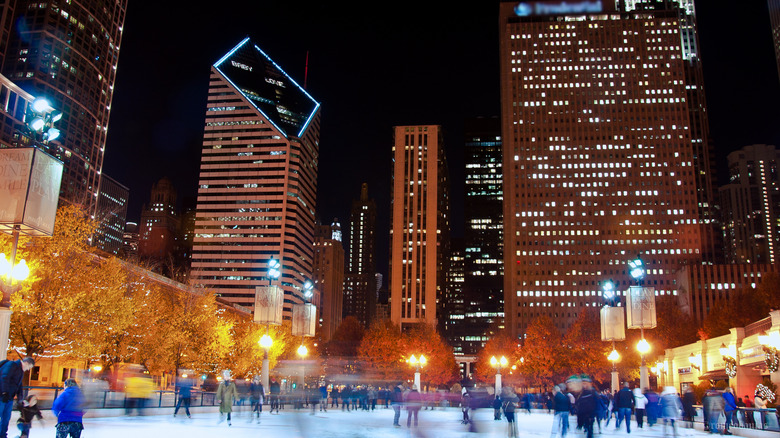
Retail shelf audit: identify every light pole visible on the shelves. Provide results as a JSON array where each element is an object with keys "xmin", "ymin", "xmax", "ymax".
[
  {"xmin": 608, "ymin": 348, "xmax": 620, "ymax": 392},
  {"xmin": 490, "ymin": 355, "xmax": 508, "ymax": 395},
  {"xmin": 629, "ymin": 256, "xmax": 652, "ymax": 389},
  {"xmin": 259, "ymin": 332, "xmax": 273, "ymax": 389},
  {"xmin": 408, "ymin": 354, "xmax": 426, "ymax": 391},
  {"xmin": 297, "ymin": 344, "xmax": 308, "ymax": 388}
]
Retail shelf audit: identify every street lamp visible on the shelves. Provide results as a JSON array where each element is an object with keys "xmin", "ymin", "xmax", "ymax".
[
  {"xmin": 267, "ymin": 257, "xmax": 281, "ymax": 283},
  {"xmin": 297, "ymin": 344, "xmax": 308, "ymax": 388},
  {"xmin": 408, "ymin": 354, "xmax": 426, "ymax": 392},
  {"xmin": 259, "ymin": 333, "xmax": 273, "ymax": 388},
  {"xmin": 303, "ymin": 279, "xmax": 313, "ymax": 301},
  {"xmin": 490, "ymin": 355, "xmax": 508, "ymax": 395},
  {"xmin": 688, "ymin": 353, "xmax": 701, "ymax": 371},
  {"xmin": 720, "ymin": 343, "xmax": 737, "ymax": 378}
]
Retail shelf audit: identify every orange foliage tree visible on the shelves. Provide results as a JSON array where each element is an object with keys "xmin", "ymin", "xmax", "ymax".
[
  {"xmin": 474, "ymin": 330, "xmax": 522, "ymax": 386},
  {"xmin": 358, "ymin": 319, "xmax": 406, "ymax": 382}
]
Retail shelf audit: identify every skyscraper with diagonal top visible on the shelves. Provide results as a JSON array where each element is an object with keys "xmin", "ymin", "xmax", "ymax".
[{"xmin": 191, "ymin": 38, "xmax": 321, "ymax": 318}]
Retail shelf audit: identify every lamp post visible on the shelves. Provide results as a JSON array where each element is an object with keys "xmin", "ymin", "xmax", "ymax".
[
  {"xmin": 297, "ymin": 344, "xmax": 308, "ymax": 389},
  {"xmin": 490, "ymin": 355, "xmax": 508, "ymax": 395},
  {"xmin": 628, "ymin": 255, "xmax": 653, "ymax": 389},
  {"xmin": 688, "ymin": 353, "xmax": 701, "ymax": 371},
  {"xmin": 601, "ymin": 279, "xmax": 625, "ymax": 392},
  {"xmin": 720, "ymin": 343, "xmax": 738, "ymax": 379},
  {"xmin": 608, "ymin": 348, "xmax": 621, "ymax": 391},
  {"xmin": 408, "ymin": 354, "xmax": 426, "ymax": 391},
  {"xmin": 259, "ymin": 333, "xmax": 273, "ymax": 389}
]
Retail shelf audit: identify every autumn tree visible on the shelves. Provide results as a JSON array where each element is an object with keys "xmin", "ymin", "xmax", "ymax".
[
  {"xmin": 474, "ymin": 330, "xmax": 522, "ymax": 385},
  {"xmin": 518, "ymin": 315, "xmax": 566, "ymax": 389},
  {"xmin": 562, "ymin": 308, "xmax": 611, "ymax": 385},
  {"xmin": 403, "ymin": 324, "xmax": 459, "ymax": 389},
  {"xmin": 358, "ymin": 319, "xmax": 406, "ymax": 382}
]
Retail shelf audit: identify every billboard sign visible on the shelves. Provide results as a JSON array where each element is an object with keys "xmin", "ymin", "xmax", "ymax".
[
  {"xmin": 0, "ymin": 147, "xmax": 63, "ymax": 236},
  {"xmin": 625, "ymin": 286, "xmax": 657, "ymax": 329},
  {"xmin": 514, "ymin": 1, "xmax": 603, "ymax": 16}
]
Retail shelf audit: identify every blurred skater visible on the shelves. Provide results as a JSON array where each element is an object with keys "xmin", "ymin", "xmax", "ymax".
[
  {"xmin": 52, "ymin": 379, "xmax": 85, "ymax": 438},
  {"xmin": 0, "ymin": 357, "xmax": 34, "ymax": 438},
  {"xmin": 216, "ymin": 371, "xmax": 237, "ymax": 426},
  {"xmin": 249, "ymin": 376, "xmax": 264, "ymax": 422},
  {"xmin": 551, "ymin": 385, "xmax": 570, "ymax": 438},
  {"xmin": 15, "ymin": 394, "xmax": 43, "ymax": 438},
  {"xmin": 660, "ymin": 387, "xmax": 683, "ymax": 437},
  {"xmin": 173, "ymin": 374, "xmax": 193, "ymax": 418},
  {"xmin": 502, "ymin": 386, "xmax": 519, "ymax": 438},
  {"xmin": 405, "ymin": 385, "xmax": 422, "ymax": 428}
]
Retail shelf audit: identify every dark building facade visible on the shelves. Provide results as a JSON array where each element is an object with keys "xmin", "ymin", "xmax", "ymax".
[
  {"xmin": 343, "ymin": 183, "xmax": 377, "ymax": 327},
  {"xmin": 461, "ymin": 117, "xmax": 504, "ymax": 354},
  {"xmin": 94, "ymin": 173, "xmax": 128, "ymax": 254},
  {"xmin": 314, "ymin": 220, "xmax": 345, "ymax": 341}
]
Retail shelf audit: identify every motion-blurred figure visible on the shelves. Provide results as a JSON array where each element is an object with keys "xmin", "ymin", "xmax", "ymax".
[
  {"xmin": 53, "ymin": 379, "xmax": 85, "ymax": 438},
  {"xmin": 250, "ymin": 376, "xmax": 264, "ymax": 422},
  {"xmin": 173, "ymin": 373, "xmax": 193, "ymax": 418},
  {"xmin": 216, "ymin": 370, "xmax": 237, "ymax": 426},
  {"xmin": 502, "ymin": 386, "xmax": 519, "ymax": 438},
  {"xmin": 405, "ymin": 384, "xmax": 422, "ymax": 428},
  {"xmin": 551, "ymin": 384, "xmax": 570, "ymax": 438},
  {"xmin": 391, "ymin": 383, "xmax": 403, "ymax": 427},
  {"xmin": 124, "ymin": 366, "xmax": 153, "ymax": 416},
  {"xmin": 15, "ymin": 394, "xmax": 43, "ymax": 438},
  {"xmin": 660, "ymin": 386, "xmax": 683, "ymax": 437}
]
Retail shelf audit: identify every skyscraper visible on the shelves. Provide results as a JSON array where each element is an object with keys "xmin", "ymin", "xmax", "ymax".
[
  {"xmin": 462, "ymin": 117, "xmax": 504, "ymax": 354},
  {"xmin": 390, "ymin": 125, "xmax": 450, "ymax": 331},
  {"xmin": 314, "ymin": 220, "xmax": 345, "ymax": 341},
  {"xmin": 191, "ymin": 38, "xmax": 321, "ymax": 316},
  {"xmin": 138, "ymin": 177, "xmax": 180, "ymax": 260},
  {"xmin": 719, "ymin": 144, "xmax": 780, "ymax": 265},
  {"xmin": 770, "ymin": 0, "xmax": 780, "ymax": 81},
  {"xmin": 343, "ymin": 183, "xmax": 377, "ymax": 327},
  {"xmin": 93, "ymin": 174, "xmax": 129, "ymax": 255},
  {"xmin": 1, "ymin": 1, "xmax": 128, "ymax": 214},
  {"xmin": 500, "ymin": 0, "xmax": 717, "ymax": 339}
]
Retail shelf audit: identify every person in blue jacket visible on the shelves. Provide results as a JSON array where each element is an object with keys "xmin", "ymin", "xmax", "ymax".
[
  {"xmin": 52, "ymin": 379, "xmax": 85, "ymax": 438},
  {"xmin": 722, "ymin": 387, "xmax": 737, "ymax": 435}
]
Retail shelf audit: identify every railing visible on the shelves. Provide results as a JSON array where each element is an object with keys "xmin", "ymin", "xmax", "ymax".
[
  {"xmin": 21, "ymin": 386, "xmax": 220, "ymax": 410},
  {"xmin": 686, "ymin": 405, "xmax": 779, "ymax": 432}
]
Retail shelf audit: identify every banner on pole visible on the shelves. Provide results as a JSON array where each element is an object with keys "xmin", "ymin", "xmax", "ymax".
[
  {"xmin": 254, "ymin": 285, "xmax": 284, "ymax": 325},
  {"xmin": 600, "ymin": 306, "xmax": 626, "ymax": 341},
  {"xmin": 626, "ymin": 286, "xmax": 657, "ymax": 329}
]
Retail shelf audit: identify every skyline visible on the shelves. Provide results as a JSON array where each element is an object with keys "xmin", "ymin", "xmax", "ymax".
[{"xmin": 103, "ymin": 1, "xmax": 780, "ymax": 278}]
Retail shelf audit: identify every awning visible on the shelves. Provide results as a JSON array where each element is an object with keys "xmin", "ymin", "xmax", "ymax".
[{"xmin": 698, "ymin": 369, "xmax": 729, "ymax": 381}]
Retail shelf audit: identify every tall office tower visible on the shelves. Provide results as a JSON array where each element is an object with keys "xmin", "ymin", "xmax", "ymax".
[
  {"xmin": 443, "ymin": 240, "xmax": 466, "ymax": 353},
  {"xmin": 390, "ymin": 125, "xmax": 450, "ymax": 331},
  {"xmin": 500, "ymin": 0, "xmax": 717, "ymax": 339},
  {"xmin": 343, "ymin": 183, "xmax": 377, "ymax": 327},
  {"xmin": 719, "ymin": 145, "xmax": 780, "ymax": 265},
  {"xmin": 314, "ymin": 220, "xmax": 345, "ymax": 341},
  {"xmin": 121, "ymin": 221, "xmax": 138, "ymax": 259},
  {"xmin": 93, "ymin": 174, "xmax": 128, "ymax": 254},
  {"xmin": 138, "ymin": 177, "xmax": 180, "ymax": 260},
  {"xmin": 0, "ymin": 2, "xmax": 17, "ymax": 67},
  {"xmin": 771, "ymin": 0, "xmax": 780, "ymax": 81},
  {"xmin": 462, "ymin": 117, "xmax": 504, "ymax": 354},
  {"xmin": 191, "ymin": 38, "xmax": 321, "ymax": 315},
  {"xmin": 1, "ymin": 1, "xmax": 127, "ymax": 215}
]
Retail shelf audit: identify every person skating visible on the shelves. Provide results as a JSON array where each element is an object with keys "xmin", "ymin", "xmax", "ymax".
[
  {"xmin": 215, "ymin": 371, "xmax": 237, "ymax": 426},
  {"xmin": 634, "ymin": 387, "xmax": 648, "ymax": 428},
  {"xmin": 461, "ymin": 391, "xmax": 472, "ymax": 425},
  {"xmin": 319, "ymin": 383, "xmax": 328, "ymax": 412},
  {"xmin": 551, "ymin": 385, "xmax": 571, "ymax": 438},
  {"xmin": 52, "ymin": 379, "xmax": 85, "ymax": 438},
  {"xmin": 682, "ymin": 387, "xmax": 697, "ymax": 428},
  {"xmin": 576, "ymin": 377, "xmax": 598, "ymax": 438},
  {"xmin": 269, "ymin": 378, "xmax": 281, "ymax": 414},
  {"xmin": 0, "ymin": 357, "xmax": 34, "ymax": 438},
  {"xmin": 249, "ymin": 376, "xmax": 264, "ymax": 423},
  {"xmin": 615, "ymin": 382, "xmax": 635, "ymax": 433},
  {"xmin": 15, "ymin": 394, "xmax": 42, "ymax": 438},
  {"xmin": 660, "ymin": 387, "xmax": 683, "ymax": 437},
  {"xmin": 703, "ymin": 389, "xmax": 724, "ymax": 434},
  {"xmin": 502, "ymin": 386, "xmax": 519, "ymax": 438},
  {"xmin": 722, "ymin": 388, "xmax": 737, "ymax": 435},
  {"xmin": 493, "ymin": 394, "xmax": 503, "ymax": 421},
  {"xmin": 173, "ymin": 374, "xmax": 193, "ymax": 418},
  {"xmin": 405, "ymin": 385, "xmax": 422, "ymax": 428},
  {"xmin": 391, "ymin": 383, "xmax": 403, "ymax": 427}
]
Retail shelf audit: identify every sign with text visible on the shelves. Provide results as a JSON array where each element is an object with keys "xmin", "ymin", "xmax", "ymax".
[
  {"xmin": 514, "ymin": 1, "xmax": 603, "ymax": 17},
  {"xmin": 626, "ymin": 286, "xmax": 657, "ymax": 329},
  {"xmin": 254, "ymin": 285, "xmax": 284, "ymax": 325},
  {"xmin": 292, "ymin": 303, "xmax": 316, "ymax": 337},
  {"xmin": 600, "ymin": 306, "xmax": 626, "ymax": 341},
  {"xmin": 0, "ymin": 147, "xmax": 63, "ymax": 236}
]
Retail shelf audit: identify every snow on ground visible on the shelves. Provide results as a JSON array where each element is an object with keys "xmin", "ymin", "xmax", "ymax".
[{"xmin": 11, "ymin": 407, "xmax": 711, "ymax": 438}]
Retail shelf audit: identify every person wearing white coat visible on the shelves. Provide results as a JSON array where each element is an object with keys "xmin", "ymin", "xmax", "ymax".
[{"xmin": 634, "ymin": 388, "xmax": 648, "ymax": 428}]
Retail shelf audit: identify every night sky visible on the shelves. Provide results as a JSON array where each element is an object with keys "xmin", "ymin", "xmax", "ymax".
[{"xmin": 102, "ymin": 1, "xmax": 780, "ymax": 278}]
